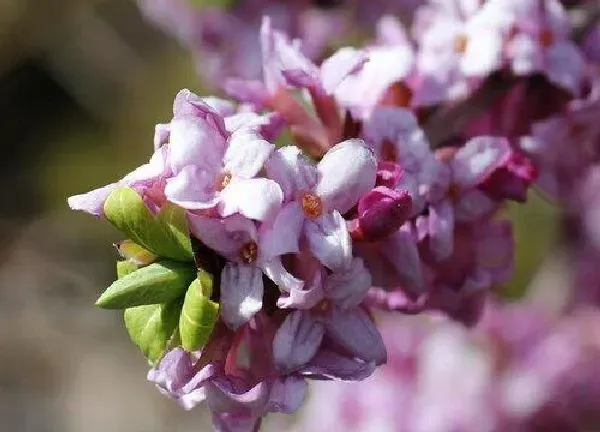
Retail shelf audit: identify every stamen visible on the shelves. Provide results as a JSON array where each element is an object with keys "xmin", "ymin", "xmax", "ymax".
[
  {"xmin": 302, "ymin": 193, "xmax": 323, "ymax": 218},
  {"xmin": 216, "ymin": 172, "xmax": 232, "ymax": 191},
  {"xmin": 240, "ymin": 241, "xmax": 258, "ymax": 264},
  {"xmin": 454, "ymin": 34, "xmax": 468, "ymax": 54}
]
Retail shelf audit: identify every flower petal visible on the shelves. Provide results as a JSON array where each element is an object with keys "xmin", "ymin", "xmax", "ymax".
[
  {"xmin": 265, "ymin": 146, "xmax": 319, "ymax": 202},
  {"xmin": 325, "ymin": 257, "xmax": 372, "ymax": 310},
  {"xmin": 273, "ymin": 311, "xmax": 325, "ymax": 373},
  {"xmin": 428, "ymin": 198, "xmax": 455, "ymax": 261},
  {"xmin": 219, "ymin": 178, "xmax": 283, "ymax": 222},
  {"xmin": 68, "ymin": 183, "xmax": 118, "ymax": 217},
  {"xmin": 168, "ymin": 116, "xmax": 226, "ymax": 175},
  {"xmin": 187, "ymin": 214, "xmax": 255, "ymax": 261},
  {"xmin": 381, "ymin": 224, "xmax": 426, "ymax": 294},
  {"xmin": 261, "ymin": 258, "xmax": 305, "ymax": 293},
  {"xmin": 320, "ymin": 47, "xmax": 368, "ymax": 94},
  {"xmin": 220, "ymin": 263, "xmax": 264, "ymax": 330},
  {"xmin": 259, "ymin": 202, "xmax": 304, "ymax": 261},
  {"xmin": 267, "ymin": 376, "xmax": 308, "ymax": 414},
  {"xmin": 452, "ymin": 136, "xmax": 511, "ymax": 188},
  {"xmin": 301, "ymin": 350, "xmax": 376, "ymax": 381},
  {"xmin": 164, "ymin": 165, "xmax": 219, "ymax": 210},
  {"xmin": 316, "ymin": 139, "xmax": 377, "ymax": 214},
  {"xmin": 223, "ymin": 129, "xmax": 274, "ymax": 179},
  {"xmin": 325, "ymin": 307, "xmax": 387, "ymax": 365},
  {"xmin": 305, "ymin": 211, "xmax": 352, "ymax": 271}
]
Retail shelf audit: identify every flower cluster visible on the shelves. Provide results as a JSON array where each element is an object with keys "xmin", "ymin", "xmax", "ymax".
[
  {"xmin": 69, "ymin": 0, "xmax": 600, "ymax": 430},
  {"xmin": 298, "ymin": 301, "xmax": 600, "ymax": 432},
  {"xmin": 137, "ymin": 0, "xmax": 414, "ymax": 84}
]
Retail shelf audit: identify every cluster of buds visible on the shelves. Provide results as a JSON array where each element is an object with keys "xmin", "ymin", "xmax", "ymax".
[{"xmin": 69, "ymin": 0, "xmax": 600, "ymax": 430}]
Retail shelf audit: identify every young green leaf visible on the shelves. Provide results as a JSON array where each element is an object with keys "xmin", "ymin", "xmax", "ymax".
[
  {"xmin": 103, "ymin": 187, "xmax": 193, "ymax": 262},
  {"xmin": 116, "ymin": 260, "xmax": 139, "ymax": 279},
  {"xmin": 116, "ymin": 240, "xmax": 158, "ymax": 266},
  {"xmin": 124, "ymin": 300, "xmax": 182, "ymax": 365},
  {"xmin": 97, "ymin": 260, "xmax": 196, "ymax": 309},
  {"xmin": 179, "ymin": 271, "xmax": 220, "ymax": 351}
]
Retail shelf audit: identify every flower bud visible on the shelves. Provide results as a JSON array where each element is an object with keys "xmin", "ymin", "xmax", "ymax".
[{"xmin": 356, "ymin": 186, "xmax": 413, "ymax": 241}]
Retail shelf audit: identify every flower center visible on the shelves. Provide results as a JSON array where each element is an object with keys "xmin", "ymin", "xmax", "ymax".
[
  {"xmin": 216, "ymin": 172, "xmax": 232, "ymax": 191},
  {"xmin": 454, "ymin": 34, "xmax": 468, "ymax": 54},
  {"xmin": 240, "ymin": 241, "xmax": 258, "ymax": 264},
  {"xmin": 314, "ymin": 299, "xmax": 333, "ymax": 316},
  {"xmin": 539, "ymin": 29, "xmax": 554, "ymax": 47},
  {"xmin": 301, "ymin": 193, "xmax": 323, "ymax": 218}
]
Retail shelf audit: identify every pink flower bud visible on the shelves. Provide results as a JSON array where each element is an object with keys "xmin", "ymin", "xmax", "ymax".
[
  {"xmin": 356, "ymin": 186, "xmax": 413, "ymax": 241},
  {"xmin": 478, "ymin": 149, "xmax": 537, "ymax": 203}
]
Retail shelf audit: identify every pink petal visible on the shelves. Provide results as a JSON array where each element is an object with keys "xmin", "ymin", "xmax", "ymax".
[
  {"xmin": 461, "ymin": 27, "xmax": 503, "ymax": 76},
  {"xmin": 316, "ymin": 139, "xmax": 377, "ymax": 214},
  {"xmin": 67, "ymin": 182, "xmax": 118, "ymax": 217},
  {"xmin": 260, "ymin": 16, "xmax": 319, "ymax": 93},
  {"xmin": 273, "ymin": 311, "xmax": 325, "ymax": 373},
  {"xmin": 265, "ymin": 146, "xmax": 319, "ymax": 202},
  {"xmin": 261, "ymin": 259, "xmax": 305, "ymax": 294},
  {"xmin": 452, "ymin": 136, "xmax": 511, "ymax": 188},
  {"xmin": 172, "ymin": 89, "xmax": 228, "ymax": 137},
  {"xmin": 220, "ymin": 263, "xmax": 264, "ymax": 330},
  {"xmin": 219, "ymin": 178, "xmax": 283, "ymax": 222},
  {"xmin": 333, "ymin": 45, "xmax": 414, "ymax": 119},
  {"xmin": 258, "ymin": 202, "xmax": 304, "ymax": 261},
  {"xmin": 187, "ymin": 214, "xmax": 255, "ymax": 260},
  {"xmin": 223, "ymin": 129, "xmax": 274, "ymax": 179},
  {"xmin": 381, "ymin": 224, "xmax": 425, "ymax": 294},
  {"xmin": 545, "ymin": 41, "xmax": 585, "ymax": 95},
  {"xmin": 320, "ymin": 47, "xmax": 368, "ymax": 94},
  {"xmin": 164, "ymin": 165, "xmax": 219, "ymax": 210},
  {"xmin": 154, "ymin": 123, "xmax": 170, "ymax": 150},
  {"xmin": 267, "ymin": 377, "xmax": 308, "ymax": 414},
  {"xmin": 454, "ymin": 189, "xmax": 496, "ymax": 221},
  {"xmin": 304, "ymin": 211, "xmax": 352, "ymax": 271},
  {"xmin": 168, "ymin": 116, "xmax": 226, "ymax": 175},
  {"xmin": 325, "ymin": 258, "xmax": 372, "ymax": 310},
  {"xmin": 428, "ymin": 198, "xmax": 455, "ymax": 261},
  {"xmin": 325, "ymin": 308, "xmax": 386, "ymax": 365}
]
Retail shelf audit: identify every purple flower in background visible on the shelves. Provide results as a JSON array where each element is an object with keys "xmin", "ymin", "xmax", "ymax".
[
  {"xmin": 501, "ymin": 0, "xmax": 587, "ymax": 94},
  {"xmin": 296, "ymin": 303, "xmax": 600, "ymax": 432},
  {"xmin": 411, "ymin": 0, "xmax": 506, "ymax": 105}
]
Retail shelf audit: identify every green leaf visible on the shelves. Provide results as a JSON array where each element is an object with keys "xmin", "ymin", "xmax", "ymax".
[
  {"xmin": 97, "ymin": 261, "xmax": 196, "ymax": 309},
  {"xmin": 116, "ymin": 240, "xmax": 158, "ymax": 265},
  {"xmin": 124, "ymin": 300, "xmax": 182, "ymax": 365},
  {"xmin": 116, "ymin": 260, "xmax": 139, "ymax": 279},
  {"xmin": 179, "ymin": 271, "xmax": 220, "ymax": 351},
  {"xmin": 104, "ymin": 187, "xmax": 193, "ymax": 262}
]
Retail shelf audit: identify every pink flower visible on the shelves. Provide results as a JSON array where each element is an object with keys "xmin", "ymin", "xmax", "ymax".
[
  {"xmin": 425, "ymin": 219, "xmax": 515, "ymax": 325},
  {"xmin": 502, "ymin": 0, "xmax": 586, "ymax": 94},
  {"xmin": 163, "ymin": 89, "xmax": 283, "ymax": 222},
  {"xmin": 149, "ymin": 315, "xmax": 308, "ymax": 431},
  {"xmin": 265, "ymin": 139, "xmax": 377, "ymax": 275},
  {"xmin": 411, "ymin": 0, "xmax": 506, "ymax": 105}
]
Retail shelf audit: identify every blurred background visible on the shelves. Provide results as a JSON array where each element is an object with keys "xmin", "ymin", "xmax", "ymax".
[{"xmin": 0, "ymin": 0, "xmax": 563, "ymax": 431}]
